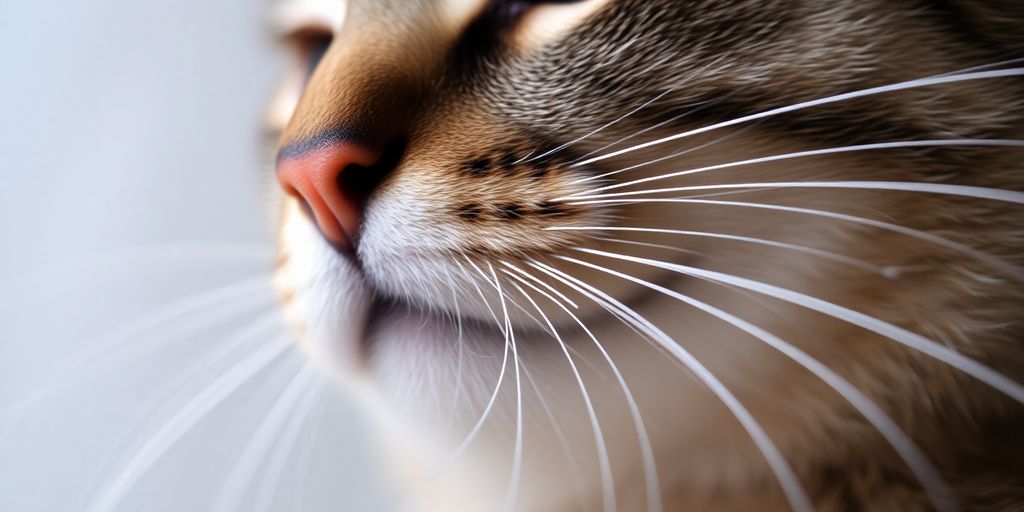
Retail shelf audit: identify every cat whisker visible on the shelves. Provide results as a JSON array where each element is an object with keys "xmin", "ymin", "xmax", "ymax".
[
  {"xmin": 528, "ymin": 88, "xmax": 676, "ymax": 164},
  {"xmin": 514, "ymin": 150, "xmax": 537, "ymax": 165},
  {"xmin": 582, "ymin": 234, "xmax": 704, "ymax": 258},
  {"xmin": 410, "ymin": 253, "xmax": 448, "ymax": 325},
  {"xmin": 548, "ymin": 226, "xmax": 888, "ymax": 275},
  {"xmin": 505, "ymin": 263, "xmax": 663, "ymax": 512},
  {"xmin": 24, "ymin": 242, "xmax": 275, "ymax": 282},
  {"xmin": 572, "ymin": 58, "xmax": 1024, "ymax": 179},
  {"xmin": 6, "ymin": 314, "xmax": 286, "ymax": 506},
  {"xmin": 573, "ymin": 236, "xmax": 805, "ymax": 320},
  {"xmin": 569, "ymin": 139, "xmax": 1024, "ymax": 198},
  {"xmin": 248, "ymin": 372, "xmax": 323, "ymax": 512},
  {"xmin": 558, "ymin": 254, "xmax": 959, "ymax": 512},
  {"xmin": 442, "ymin": 266, "xmax": 468, "ymax": 438},
  {"xmin": 570, "ymin": 93, "xmax": 737, "ymax": 166},
  {"xmin": 287, "ymin": 383, "xmax": 331, "ymax": 512},
  {"xmin": 450, "ymin": 258, "xmax": 502, "ymax": 361},
  {"xmin": 562, "ymin": 180, "xmax": 1024, "ymax": 206},
  {"xmin": 488, "ymin": 263, "xmax": 524, "ymax": 512},
  {"xmin": 83, "ymin": 334, "xmax": 294, "ymax": 512},
  {"xmin": 516, "ymin": 266, "xmax": 677, "ymax": 512},
  {"xmin": 463, "ymin": 255, "xmax": 559, "ymax": 336},
  {"xmin": 934, "ymin": 57, "xmax": 1024, "ymax": 77},
  {"xmin": 446, "ymin": 262, "xmax": 511, "ymax": 463},
  {"xmin": 461, "ymin": 257, "xmax": 509, "ymax": 337},
  {"xmin": 662, "ymin": 187, "xmax": 782, "ymax": 201},
  {"xmin": 570, "ymin": 247, "xmax": 1024, "ymax": 405},
  {"xmin": 250, "ymin": 379, "xmax": 328, "ymax": 512},
  {"xmin": 2, "ymin": 277, "xmax": 275, "ymax": 416},
  {"xmin": 537, "ymin": 52, "xmax": 718, "ymax": 169},
  {"xmin": 125, "ymin": 314, "xmax": 290, "ymax": 441},
  {"xmin": 508, "ymin": 280, "xmax": 617, "ymax": 512},
  {"xmin": 569, "ymin": 120, "xmax": 762, "ymax": 186},
  {"xmin": 529, "ymin": 260, "xmax": 814, "ymax": 512},
  {"xmin": 520, "ymin": 361, "xmax": 592, "ymax": 511},
  {"xmin": 213, "ymin": 363, "xmax": 319, "ymax": 512},
  {"xmin": 499, "ymin": 261, "xmax": 579, "ymax": 309},
  {"xmin": 569, "ymin": 198, "xmax": 1024, "ymax": 281},
  {"xmin": 573, "ymin": 68, "xmax": 1024, "ymax": 167}
]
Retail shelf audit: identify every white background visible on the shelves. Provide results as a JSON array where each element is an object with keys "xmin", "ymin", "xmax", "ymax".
[{"xmin": 0, "ymin": 0, "xmax": 391, "ymax": 510}]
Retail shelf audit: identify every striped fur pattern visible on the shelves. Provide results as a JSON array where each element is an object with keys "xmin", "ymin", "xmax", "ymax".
[{"xmin": 271, "ymin": 0, "xmax": 1024, "ymax": 510}]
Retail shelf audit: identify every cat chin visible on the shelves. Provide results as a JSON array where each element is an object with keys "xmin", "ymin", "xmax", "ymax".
[{"xmin": 276, "ymin": 198, "xmax": 508, "ymax": 372}]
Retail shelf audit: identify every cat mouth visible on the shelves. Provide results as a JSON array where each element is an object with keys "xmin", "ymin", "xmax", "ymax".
[
  {"xmin": 352, "ymin": 246, "xmax": 698, "ymax": 345},
  {"xmin": 279, "ymin": 197, "xmax": 699, "ymax": 355},
  {"xmin": 361, "ymin": 291, "xmax": 505, "ymax": 346},
  {"xmin": 334, "ymin": 247, "xmax": 503, "ymax": 339}
]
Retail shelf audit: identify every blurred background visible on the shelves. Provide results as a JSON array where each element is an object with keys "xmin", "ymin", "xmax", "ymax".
[{"xmin": 0, "ymin": 0, "xmax": 391, "ymax": 510}]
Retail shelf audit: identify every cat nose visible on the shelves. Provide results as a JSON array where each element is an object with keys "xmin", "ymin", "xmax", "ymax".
[{"xmin": 276, "ymin": 137, "xmax": 390, "ymax": 248}]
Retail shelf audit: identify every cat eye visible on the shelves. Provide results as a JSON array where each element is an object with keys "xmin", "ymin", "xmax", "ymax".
[
  {"xmin": 289, "ymin": 28, "xmax": 333, "ymax": 80},
  {"xmin": 507, "ymin": 0, "xmax": 588, "ymax": 11},
  {"xmin": 486, "ymin": 0, "xmax": 596, "ymax": 34},
  {"xmin": 497, "ymin": 0, "xmax": 586, "ymax": 16}
]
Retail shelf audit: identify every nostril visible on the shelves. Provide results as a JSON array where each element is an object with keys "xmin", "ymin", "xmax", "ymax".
[
  {"xmin": 336, "ymin": 139, "xmax": 406, "ymax": 216},
  {"xmin": 276, "ymin": 134, "xmax": 405, "ymax": 248},
  {"xmin": 335, "ymin": 163, "xmax": 379, "ymax": 223}
]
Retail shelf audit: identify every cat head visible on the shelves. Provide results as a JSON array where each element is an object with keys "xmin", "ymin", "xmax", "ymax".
[{"xmin": 269, "ymin": 0, "xmax": 1023, "ymax": 508}]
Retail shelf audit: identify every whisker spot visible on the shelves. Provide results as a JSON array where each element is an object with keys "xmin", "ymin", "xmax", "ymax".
[
  {"xmin": 496, "ymin": 203, "xmax": 524, "ymax": 219},
  {"xmin": 458, "ymin": 203, "xmax": 484, "ymax": 221}
]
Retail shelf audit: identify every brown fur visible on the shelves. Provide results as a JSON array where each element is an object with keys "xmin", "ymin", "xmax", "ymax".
[{"xmin": 271, "ymin": 0, "xmax": 1024, "ymax": 510}]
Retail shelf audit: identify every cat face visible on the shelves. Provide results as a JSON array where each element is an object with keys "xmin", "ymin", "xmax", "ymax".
[{"xmin": 270, "ymin": 0, "xmax": 1023, "ymax": 509}]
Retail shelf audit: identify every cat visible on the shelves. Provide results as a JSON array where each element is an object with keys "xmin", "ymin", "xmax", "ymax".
[{"xmin": 268, "ymin": 0, "xmax": 1024, "ymax": 510}]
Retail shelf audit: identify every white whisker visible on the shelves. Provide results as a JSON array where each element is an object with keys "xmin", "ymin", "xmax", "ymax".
[
  {"xmin": 458, "ymin": 257, "xmax": 507, "ymax": 337},
  {"xmin": 465, "ymin": 255, "xmax": 559, "ymax": 336},
  {"xmin": 547, "ymin": 226, "xmax": 887, "ymax": 275},
  {"xmin": 573, "ymin": 68, "xmax": 1024, "ymax": 167},
  {"xmin": 570, "ymin": 94, "xmax": 736, "ymax": 165},
  {"xmin": 251, "ymin": 373, "xmax": 327, "ymax": 512},
  {"xmin": 572, "ymin": 248, "xmax": 1024, "ymax": 405},
  {"xmin": 118, "ymin": 315, "xmax": 289, "ymax": 447},
  {"xmin": 442, "ymin": 267, "xmax": 468, "ymax": 437},
  {"xmin": 24, "ymin": 242, "xmax": 275, "ymax": 284},
  {"xmin": 508, "ymin": 280, "xmax": 617, "ymax": 512},
  {"xmin": 446, "ymin": 263, "xmax": 511, "ymax": 462},
  {"xmin": 289, "ymin": 383, "xmax": 330, "ymax": 512},
  {"xmin": 584, "ymin": 234, "xmax": 703, "ymax": 258},
  {"xmin": 520, "ymin": 362, "xmax": 591, "ymax": 511},
  {"xmin": 531, "ymin": 89, "xmax": 676, "ymax": 164},
  {"xmin": 529, "ymin": 260, "xmax": 814, "ymax": 512},
  {"xmin": 505, "ymin": 263, "xmax": 663, "ymax": 512},
  {"xmin": 3, "ymin": 278, "xmax": 274, "ymax": 416},
  {"xmin": 562, "ymin": 180, "xmax": 1024, "ymax": 205},
  {"xmin": 571, "ymin": 139, "xmax": 1024, "ymax": 197},
  {"xmin": 489, "ymin": 263, "xmax": 524, "ymax": 512},
  {"xmin": 213, "ymin": 363, "xmax": 318, "ymax": 512},
  {"xmin": 566, "ymin": 198, "xmax": 1024, "ymax": 281},
  {"xmin": 935, "ymin": 57, "xmax": 1024, "ymax": 77},
  {"xmin": 499, "ymin": 261, "xmax": 579, "ymax": 309},
  {"xmin": 513, "ymin": 150, "xmax": 537, "ymax": 165},
  {"xmin": 83, "ymin": 335, "xmax": 294, "ymax": 512},
  {"xmin": 570, "ymin": 121, "xmax": 763, "ymax": 186},
  {"xmin": 560, "ymin": 254, "xmax": 958, "ymax": 512}
]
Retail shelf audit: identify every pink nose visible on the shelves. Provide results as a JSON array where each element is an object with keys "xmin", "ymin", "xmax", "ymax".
[{"xmin": 277, "ymin": 139, "xmax": 385, "ymax": 247}]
